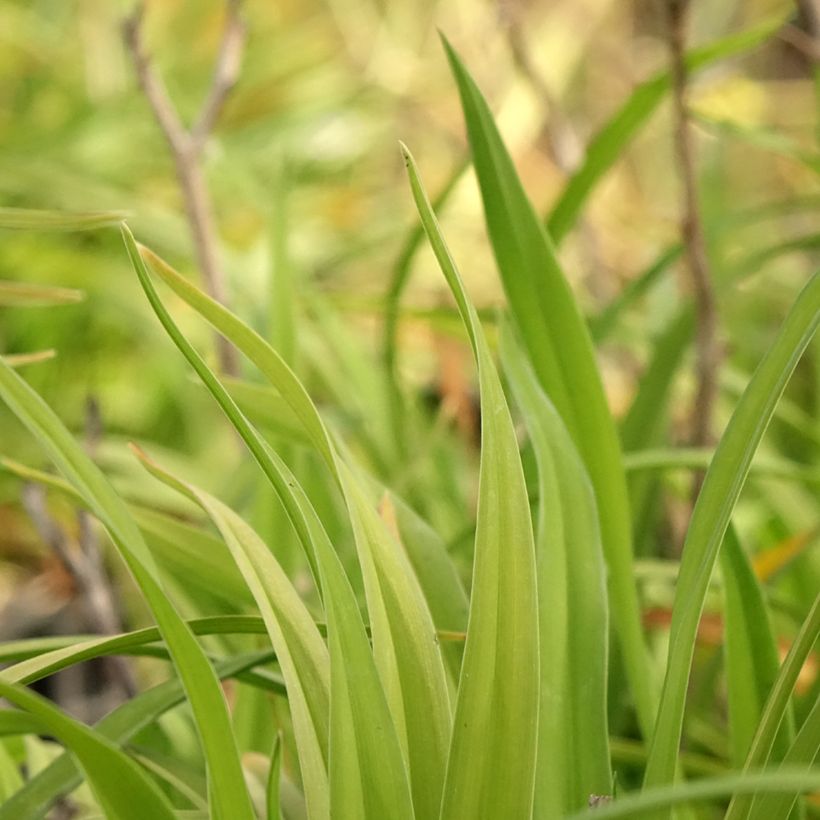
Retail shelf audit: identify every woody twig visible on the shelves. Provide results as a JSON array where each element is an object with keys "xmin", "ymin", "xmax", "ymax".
[{"xmin": 123, "ymin": 1, "xmax": 246, "ymax": 376}]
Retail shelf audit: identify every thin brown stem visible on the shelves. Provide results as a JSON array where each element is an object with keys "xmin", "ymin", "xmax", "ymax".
[
  {"xmin": 123, "ymin": 2, "xmax": 245, "ymax": 376},
  {"xmin": 666, "ymin": 0, "xmax": 720, "ymax": 500}
]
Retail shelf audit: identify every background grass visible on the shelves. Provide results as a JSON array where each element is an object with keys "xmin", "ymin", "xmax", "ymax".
[{"xmin": 0, "ymin": 1, "xmax": 818, "ymax": 818}]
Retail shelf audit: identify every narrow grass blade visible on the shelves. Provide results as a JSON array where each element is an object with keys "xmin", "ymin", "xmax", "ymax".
[
  {"xmin": 443, "ymin": 36, "xmax": 656, "ymax": 739},
  {"xmin": 621, "ymin": 309, "xmax": 693, "ymax": 548},
  {"xmin": 644, "ymin": 273, "xmax": 820, "ymax": 802},
  {"xmin": 721, "ymin": 526, "xmax": 792, "ymax": 768},
  {"xmin": 565, "ymin": 769, "xmax": 820, "ymax": 820},
  {"xmin": 0, "ymin": 281, "xmax": 83, "ymax": 306},
  {"xmin": 1, "ymin": 351, "xmax": 56, "ymax": 368},
  {"xmin": 0, "ymin": 680, "xmax": 176, "ymax": 820},
  {"xmin": 137, "ymin": 237, "xmax": 451, "ymax": 819},
  {"xmin": 384, "ymin": 155, "xmax": 469, "ymax": 451},
  {"xmin": 130, "ymin": 751, "xmax": 208, "ymax": 811},
  {"xmin": 0, "ymin": 652, "xmax": 273, "ymax": 820},
  {"xmin": 546, "ymin": 15, "xmax": 787, "ymax": 243},
  {"xmin": 339, "ymin": 459, "xmax": 452, "ymax": 819},
  {"xmin": 402, "ymin": 142, "xmax": 539, "ymax": 819},
  {"xmin": 0, "ymin": 208, "xmax": 125, "ymax": 231},
  {"xmin": 747, "ymin": 695, "xmax": 820, "ymax": 819},
  {"xmin": 0, "ymin": 744, "xmax": 22, "ymax": 802},
  {"xmin": 133, "ymin": 447, "xmax": 331, "ymax": 820},
  {"xmin": 0, "ymin": 457, "xmax": 254, "ymax": 611},
  {"xmin": 620, "ymin": 309, "xmax": 694, "ymax": 455},
  {"xmin": 501, "ymin": 321, "xmax": 611, "ymax": 815},
  {"xmin": 124, "ymin": 227, "xmax": 415, "ymax": 820},
  {"xmin": 589, "ymin": 246, "xmax": 683, "ymax": 342},
  {"xmin": 267, "ymin": 731, "xmax": 284, "ymax": 820},
  {"xmin": 0, "ymin": 713, "xmax": 41, "ymax": 739},
  {"xmin": 0, "ymin": 352, "xmax": 255, "ymax": 819},
  {"xmin": 725, "ymin": 592, "xmax": 820, "ymax": 819},
  {"xmin": 622, "ymin": 448, "xmax": 820, "ymax": 485},
  {"xmin": 371, "ymin": 482, "xmax": 468, "ymax": 682},
  {"xmin": 0, "ymin": 616, "xmax": 270, "ymax": 685},
  {"xmin": 138, "ymin": 241, "xmax": 336, "ymax": 477},
  {"xmin": 220, "ymin": 377, "xmax": 309, "ymax": 445}
]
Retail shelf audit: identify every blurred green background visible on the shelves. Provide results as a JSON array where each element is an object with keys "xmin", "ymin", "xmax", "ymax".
[{"xmin": 1, "ymin": 0, "xmax": 818, "ymax": 661}]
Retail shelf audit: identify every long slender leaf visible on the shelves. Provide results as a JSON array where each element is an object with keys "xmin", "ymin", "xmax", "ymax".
[
  {"xmin": 0, "ymin": 616, "xmax": 272, "ymax": 685},
  {"xmin": 139, "ymin": 238, "xmax": 452, "ymax": 820},
  {"xmin": 267, "ymin": 732, "xmax": 284, "ymax": 820},
  {"xmin": 621, "ymin": 308, "xmax": 693, "ymax": 550},
  {"xmin": 721, "ymin": 526, "xmax": 792, "ymax": 768},
  {"xmin": 0, "ymin": 344, "xmax": 255, "ymax": 820},
  {"xmin": 0, "ymin": 652, "xmax": 274, "ymax": 820},
  {"xmin": 622, "ymin": 448, "xmax": 820, "ymax": 485},
  {"xmin": 748, "ymin": 694, "xmax": 820, "ymax": 820},
  {"xmin": 133, "ymin": 448, "xmax": 332, "ymax": 820},
  {"xmin": 0, "ymin": 743, "xmax": 22, "ymax": 803},
  {"xmin": 565, "ymin": 769, "xmax": 820, "ymax": 820},
  {"xmin": 546, "ymin": 15, "xmax": 787, "ymax": 243},
  {"xmin": 123, "ymin": 226, "xmax": 415, "ymax": 820},
  {"xmin": 725, "ymin": 592, "xmax": 820, "ymax": 819},
  {"xmin": 443, "ymin": 36, "xmax": 656, "ymax": 738},
  {"xmin": 644, "ymin": 273, "xmax": 820, "ymax": 804},
  {"xmin": 589, "ymin": 246, "xmax": 683, "ymax": 342},
  {"xmin": 402, "ymin": 142, "xmax": 539, "ymax": 819},
  {"xmin": 0, "ymin": 281, "xmax": 83, "ymax": 306},
  {"xmin": 0, "ymin": 680, "xmax": 176, "ymax": 820},
  {"xmin": 0, "ymin": 208, "xmax": 125, "ymax": 231},
  {"xmin": 0, "ymin": 457, "xmax": 254, "ymax": 610},
  {"xmin": 501, "ymin": 321, "xmax": 611, "ymax": 816}
]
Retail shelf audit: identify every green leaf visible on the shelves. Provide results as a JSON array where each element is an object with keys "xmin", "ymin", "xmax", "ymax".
[
  {"xmin": 0, "ymin": 616, "xmax": 273, "ymax": 687},
  {"xmin": 267, "ymin": 732, "xmax": 284, "ymax": 820},
  {"xmin": 0, "ymin": 651, "xmax": 274, "ymax": 820},
  {"xmin": 0, "ymin": 208, "xmax": 125, "ymax": 231},
  {"xmin": 546, "ymin": 15, "xmax": 788, "ymax": 243},
  {"xmin": 725, "ymin": 592, "xmax": 820, "ymax": 819},
  {"xmin": 501, "ymin": 321, "xmax": 611, "ymax": 816},
  {"xmin": 124, "ymin": 227, "xmax": 415, "ymax": 820},
  {"xmin": 219, "ymin": 377, "xmax": 309, "ymax": 445},
  {"xmin": 0, "ymin": 457, "xmax": 254, "ymax": 611},
  {"xmin": 0, "ymin": 351, "xmax": 57, "ymax": 367},
  {"xmin": 589, "ymin": 246, "xmax": 683, "ymax": 342},
  {"xmin": 0, "ymin": 281, "xmax": 83, "ymax": 306},
  {"xmin": 383, "ymin": 155, "xmax": 470, "ymax": 451},
  {"xmin": 402, "ymin": 142, "xmax": 539, "ymax": 819},
  {"xmin": 0, "ymin": 340, "xmax": 255, "ymax": 819},
  {"xmin": 366, "ymin": 481, "xmax": 468, "ymax": 683},
  {"xmin": 138, "ymin": 241, "xmax": 336, "ymax": 478},
  {"xmin": 0, "ymin": 743, "xmax": 23, "ymax": 803},
  {"xmin": 644, "ymin": 273, "xmax": 820, "ymax": 803},
  {"xmin": 721, "ymin": 526, "xmax": 792, "ymax": 768},
  {"xmin": 621, "ymin": 448, "xmax": 820, "ymax": 485},
  {"xmin": 620, "ymin": 308, "xmax": 693, "ymax": 550},
  {"xmin": 139, "ymin": 237, "xmax": 451, "ymax": 820},
  {"xmin": 747, "ymin": 694, "xmax": 820, "ymax": 820},
  {"xmin": 133, "ymin": 447, "xmax": 332, "ymax": 820},
  {"xmin": 443, "ymin": 36, "xmax": 655, "ymax": 739},
  {"xmin": 564, "ymin": 768, "xmax": 820, "ymax": 820},
  {"xmin": 0, "ymin": 679, "xmax": 176, "ymax": 820},
  {"xmin": 337, "ymin": 460, "xmax": 452, "ymax": 819}
]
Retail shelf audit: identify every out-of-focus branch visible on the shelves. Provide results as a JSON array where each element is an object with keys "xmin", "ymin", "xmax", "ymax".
[
  {"xmin": 123, "ymin": 2, "xmax": 246, "ymax": 376},
  {"xmin": 20, "ymin": 398, "xmax": 137, "ymax": 700},
  {"xmin": 665, "ymin": 0, "xmax": 720, "ymax": 500}
]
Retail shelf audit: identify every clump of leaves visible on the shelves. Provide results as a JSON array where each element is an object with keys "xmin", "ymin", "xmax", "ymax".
[{"xmin": 1, "ymin": 35, "xmax": 818, "ymax": 820}]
